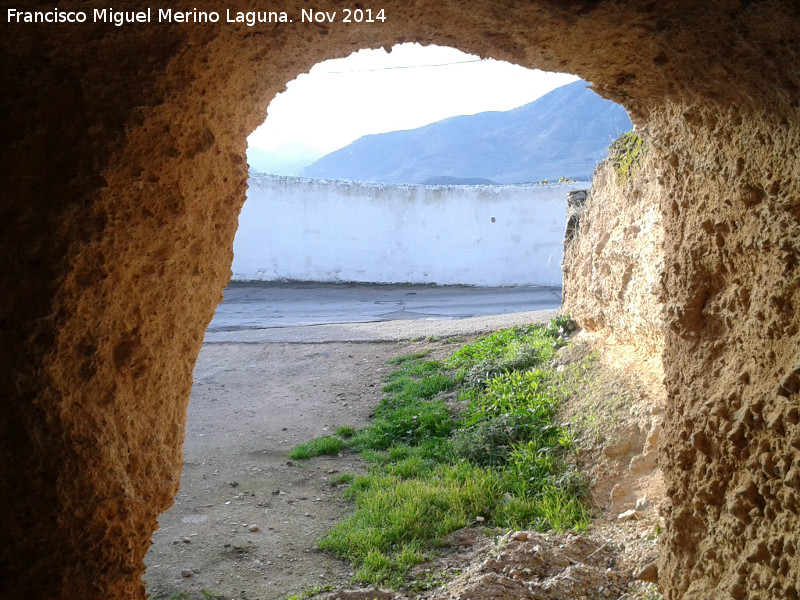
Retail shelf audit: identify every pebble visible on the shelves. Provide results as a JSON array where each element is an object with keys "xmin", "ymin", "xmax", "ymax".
[
  {"xmin": 180, "ymin": 569, "xmax": 193, "ymax": 578},
  {"xmin": 182, "ymin": 537, "xmax": 191, "ymax": 544},
  {"xmin": 249, "ymin": 524, "xmax": 259, "ymax": 532},
  {"xmin": 636, "ymin": 562, "xmax": 659, "ymax": 583},
  {"xmin": 617, "ymin": 509, "xmax": 640, "ymax": 521}
]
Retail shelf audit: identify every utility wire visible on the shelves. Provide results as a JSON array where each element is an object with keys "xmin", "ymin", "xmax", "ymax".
[{"xmin": 319, "ymin": 58, "xmax": 486, "ymax": 74}]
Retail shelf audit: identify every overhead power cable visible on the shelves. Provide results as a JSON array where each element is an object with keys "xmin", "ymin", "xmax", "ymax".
[{"xmin": 319, "ymin": 58, "xmax": 485, "ymax": 74}]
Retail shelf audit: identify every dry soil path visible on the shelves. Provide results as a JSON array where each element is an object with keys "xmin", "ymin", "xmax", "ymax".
[{"xmin": 144, "ymin": 290, "xmax": 558, "ymax": 600}]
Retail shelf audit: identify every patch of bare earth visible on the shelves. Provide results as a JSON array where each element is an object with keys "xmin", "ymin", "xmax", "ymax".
[
  {"xmin": 144, "ymin": 337, "xmax": 463, "ymax": 600},
  {"xmin": 146, "ymin": 330, "xmax": 666, "ymax": 600}
]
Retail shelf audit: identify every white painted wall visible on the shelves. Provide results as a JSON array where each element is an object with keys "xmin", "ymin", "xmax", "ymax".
[{"xmin": 232, "ymin": 175, "xmax": 581, "ymax": 287}]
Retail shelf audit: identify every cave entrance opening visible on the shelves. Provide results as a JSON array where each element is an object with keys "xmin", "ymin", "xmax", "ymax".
[
  {"xmin": 234, "ymin": 43, "xmax": 630, "ymax": 289},
  {"xmin": 142, "ymin": 44, "xmax": 634, "ymax": 599}
]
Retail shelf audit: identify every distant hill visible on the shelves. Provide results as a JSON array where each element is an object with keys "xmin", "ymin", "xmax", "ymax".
[
  {"xmin": 303, "ymin": 80, "xmax": 631, "ymax": 184},
  {"xmin": 247, "ymin": 141, "xmax": 325, "ymax": 176}
]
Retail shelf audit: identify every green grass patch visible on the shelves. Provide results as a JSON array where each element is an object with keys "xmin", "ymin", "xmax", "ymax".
[
  {"xmin": 318, "ymin": 463, "xmax": 498, "ymax": 578},
  {"xmin": 356, "ymin": 396, "xmax": 455, "ymax": 449},
  {"xmin": 288, "ymin": 435, "xmax": 344, "ymax": 460},
  {"xmin": 330, "ymin": 472, "xmax": 355, "ymax": 486},
  {"xmin": 292, "ymin": 318, "xmax": 591, "ymax": 587},
  {"xmin": 334, "ymin": 425, "xmax": 357, "ymax": 439},
  {"xmin": 387, "ymin": 349, "xmax": 431, "ymax": 364},
  {"xmin": 285, "ymin": 584, "xmax": 334, "ymax": 600}
]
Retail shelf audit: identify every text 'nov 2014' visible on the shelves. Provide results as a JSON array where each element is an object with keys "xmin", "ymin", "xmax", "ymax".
[{"xmin": 6, "ymin": 7, "xmax": 388, "ymax": 27}]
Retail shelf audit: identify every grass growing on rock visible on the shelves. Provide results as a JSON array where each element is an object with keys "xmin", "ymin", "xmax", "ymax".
[
  {"xmin": 289, "ymin": 317, "xmax": 591, "ymax": 586},
  {"xmin": 610, "ymin": 130, "xmax": 647, "ymax": 182}
]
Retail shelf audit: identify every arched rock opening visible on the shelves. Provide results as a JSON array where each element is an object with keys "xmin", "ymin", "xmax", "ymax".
[{"xmin": 1, "ymin": 2, "xmax": 799, "ymax": 599}]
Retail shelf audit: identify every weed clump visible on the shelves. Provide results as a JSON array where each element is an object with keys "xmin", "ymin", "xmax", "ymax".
[
  {"xmin": 334, "ymin": 425, "xmax": 356, "ymax": 439},
  {"xmin": 289, "ymin": 317, "xmax": 591, "ymax": 586},
  {"xmin": 288, "ymin": 435, "xmax": 344, "ymax": 460},
  {"xmin": 610, "ymin": 130, "xmax": 647, "ymax": 182}
]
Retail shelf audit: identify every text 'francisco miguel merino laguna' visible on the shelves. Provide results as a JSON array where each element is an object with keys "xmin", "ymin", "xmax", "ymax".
[{"xmin": 7, "ymin": 7, "xmax": 388, "ymax": 26}]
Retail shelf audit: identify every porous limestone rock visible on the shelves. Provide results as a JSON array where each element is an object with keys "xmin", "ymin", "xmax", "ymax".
[
  {"xmin": 1, "ymin": 1, "xmax": 799, "ymax": 599},
  {"xmin": 563, "ymin": 150, "xmax": 665, "ymax": 354}
]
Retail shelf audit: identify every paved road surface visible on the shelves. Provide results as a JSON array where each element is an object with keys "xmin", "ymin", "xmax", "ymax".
[{"xmin": 205, "ymin": 282, "xmax": 562, "ymax": 343}]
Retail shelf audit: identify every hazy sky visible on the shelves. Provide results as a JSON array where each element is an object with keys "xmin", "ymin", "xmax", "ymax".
[{"xmin": 247, "ymin": 44, "xmax": 579, "ymax": 154}]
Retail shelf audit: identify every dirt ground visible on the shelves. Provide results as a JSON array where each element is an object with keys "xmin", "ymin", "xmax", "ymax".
[
  {"xmin": 145, "ymin": 322, "xmax": 665, "ymax": 600},
  {"xmin": 144, "ymin": 339, "xmax": 410, "ymax": 599}
]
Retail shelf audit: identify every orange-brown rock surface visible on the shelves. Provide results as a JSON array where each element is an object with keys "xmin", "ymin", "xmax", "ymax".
[
  {"xmin": 564, "ymin": 149, "xmax": 665, "ymax": 354},
  {"xmin": 1, "ymin": 1, "xmax": 799, "ymax": 599}
]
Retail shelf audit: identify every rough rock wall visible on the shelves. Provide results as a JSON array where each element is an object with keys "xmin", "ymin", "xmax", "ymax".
[
  {"xmin": 1, "ymin": 1, "xmax": 799, "ymax": 599},
  {"xmin": 657, "ymin": 104, "xmax": 800, "ymax": 600},
  {"xmin": 563, "ymin": 150, "xmax": 665, "ymax": 353},
  {"xmin": 566, "ymin": 103, "xmax": 800, "ymax": 600}
]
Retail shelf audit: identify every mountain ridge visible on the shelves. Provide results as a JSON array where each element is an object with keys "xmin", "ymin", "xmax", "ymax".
[{"xmin": 303, "ymin": 80, "xmax": 632, "ymax": 184}]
